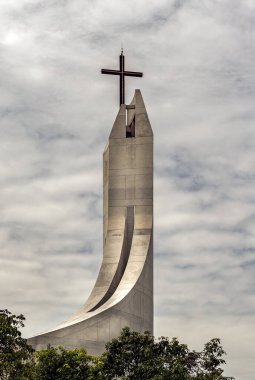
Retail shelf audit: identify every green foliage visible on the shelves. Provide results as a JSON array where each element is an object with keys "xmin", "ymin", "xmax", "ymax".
[
  {"xmin": 0, "ymin": 309, "xmax": 235, "ymax": 380},
  {"xmin": 102, "ymin": 328, "xmax": 235, "ymax": 380},
  {"xmin": 0, "ymin": 309, "xmax": 34, "ymax": 380},
  {"xmin": 34, "ymin": 346, "xmax": 96, "ymax": 380},
  {"xmin": 102, "ymin": 327, "xmax": 161, "ymax": 380},
  {"xmin": 198, "ymin": 338, "xmax": 227, "ymax": 378},
  {"xmin": 155, "ymin": 336, "xmax": 197, "ymax": 379}
]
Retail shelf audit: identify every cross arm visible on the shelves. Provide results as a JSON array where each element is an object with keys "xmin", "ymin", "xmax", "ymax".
[
  {"xmin": 123, "ymin": 71, "xmax": 143, "ymax": 77},
  {"xmin": 101, "ymin": 69, "xmax": 143, "ymax": 77},
  {"xmin": 101, "ymin": 69, "xmax": 121, "ymax": 76}
]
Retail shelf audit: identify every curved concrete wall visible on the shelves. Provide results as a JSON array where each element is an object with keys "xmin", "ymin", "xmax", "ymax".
[{"xmin": 28, "ymin": 90, "xmax": 153, "ymax": 356}]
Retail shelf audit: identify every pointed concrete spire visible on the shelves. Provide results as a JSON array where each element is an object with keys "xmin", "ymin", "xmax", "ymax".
[
  {"xmin": 28, "ymin": 90, "xmax": 153, "ymax": 356},
  {"xmin": 134, "ymin": 89, "xmax": 153, "ymax": 137}
]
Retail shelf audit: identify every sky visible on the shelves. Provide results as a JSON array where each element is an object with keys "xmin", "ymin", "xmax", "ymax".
[{"xmin": 0, "ymin": 0, "xmax": 254, "ymax": 378}]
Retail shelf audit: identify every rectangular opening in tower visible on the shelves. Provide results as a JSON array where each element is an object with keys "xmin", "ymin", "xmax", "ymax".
[{"xmin": 126, "ymin": 116, "xmax": 135, "ymax": 138}]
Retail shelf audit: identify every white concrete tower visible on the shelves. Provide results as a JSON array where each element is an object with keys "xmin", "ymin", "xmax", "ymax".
[{"xmin": 28, "ymin": 89, "xmax": 153, "ymax": 355}]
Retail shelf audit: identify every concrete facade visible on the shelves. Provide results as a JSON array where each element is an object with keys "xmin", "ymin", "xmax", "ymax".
[{"xmin": 28, "ymin": 90, "xmax": 153, "ymax": 356}]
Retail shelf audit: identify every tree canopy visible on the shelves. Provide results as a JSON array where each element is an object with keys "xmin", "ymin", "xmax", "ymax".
[
  {"xmin": 0, "ymin": 309, "xmax": 34, "ymax": 380},
  {"xmin": 102, "ymin": 327, "xmax": 235, "ymax": 380},
  {"xmin": 0, "ymin": 310, "xmax": 235, "ymax": 380},
  {"xmin": 34, "ymin": 346, "xmax": 97, "ymax": 380}
]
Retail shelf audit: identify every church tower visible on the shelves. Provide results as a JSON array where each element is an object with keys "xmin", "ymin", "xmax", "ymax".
[{"xmin": 28, "ymin": 53, "xmax": 153, "ymax": 356}]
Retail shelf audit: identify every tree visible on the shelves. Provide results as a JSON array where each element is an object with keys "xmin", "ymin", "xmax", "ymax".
[
  {"xmin": 102, "ymin": 327, "xmax": 235, "ymax": 380},
  {"xmin": 34, "ymin": 346, "xmax": 98, "ymax": 380},
  {"xmin": 156, "ymin": 336, "xmax": 235, "ymax": 380},
  {"xmin": 155, "ymin": 336, "xmax": 197, "ymax": 380},
  {"xmin": 102, "ymin": 327, "xmax": 161, "ymax": 380},
  {"xmin": 194, "ymin": 338, "xmax": 235, "ymax": 380},
  {"xmin": 0, "ymin": 309, "xmax": 34, "ymax": 380},
  {"xmin": 0, "ymin": 308, "xmax": 235, "ymax": 380}
]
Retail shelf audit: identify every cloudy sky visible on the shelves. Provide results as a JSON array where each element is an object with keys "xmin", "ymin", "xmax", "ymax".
[{"xmin": 0, "ymin": 0, "xmax": 255, "ymax": 378}]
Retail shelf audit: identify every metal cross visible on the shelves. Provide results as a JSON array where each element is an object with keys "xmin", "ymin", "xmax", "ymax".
[{"xmin": 101, "ymin": 49, "xmax": 143, "ymax": 106}]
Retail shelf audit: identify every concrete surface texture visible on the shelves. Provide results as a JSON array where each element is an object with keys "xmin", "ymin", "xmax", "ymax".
[{"xmin": 28, "ymin": 89, "xmax": 153, "ymax": 356}]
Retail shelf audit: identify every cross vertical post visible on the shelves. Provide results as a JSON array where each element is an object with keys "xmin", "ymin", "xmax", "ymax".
[{"xmin": 119, "ymin": 51, "xmax": 125, "ymax": 106}]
